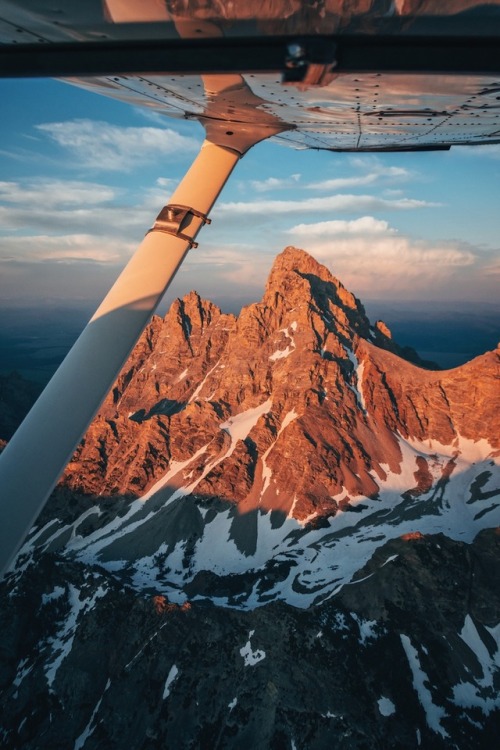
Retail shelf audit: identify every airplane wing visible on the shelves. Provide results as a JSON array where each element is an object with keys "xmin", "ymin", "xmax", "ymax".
[{"xmin": 0, "ymin": 0, "xmax": 500, "ymax": 151}]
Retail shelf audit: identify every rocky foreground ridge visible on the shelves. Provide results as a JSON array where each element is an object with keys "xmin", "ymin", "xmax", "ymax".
[{"xmin": 1, "ymin": 247, "xmax": 499, "ymax": 749}]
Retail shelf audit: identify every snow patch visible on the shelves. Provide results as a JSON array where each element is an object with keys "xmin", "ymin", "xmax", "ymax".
[
  {"xmin": 404, "ymin": 433, "xmax": 496, "ymax": 463},
  {"xmin": 189, "ymin": 359, "xmax": 220, "ymax": 402},
  {"xmin": 41, "ymin": 586, "xmax": 65, "ymax": 606},
  {"xmin": 356, "ymin": 361, "xmax": 367, "ymax": 411},
  {"xmin": 221, "ymin": 399, "xmax": 272, "ymax": 459},
  {"xmin": 451, "ymin": 615, "xmax": 500, "ymax": 715},
  {"xmin": 381, "ymin": 554, "xmax": 399, "ymax": 567},
  {"xmin": 163, "ymin": 664, "xmax": 179, "ymax": 699},
  {"xmin": 345, "ymin": 347, "xmax": 367, "ymax": 413},
  {"xmin": 74, "ymin": 678, "xmax": 110, "ymax": 750},
  {"xmin": 351, "ymin": 613, "xmax": 378, "ymax": 645},
  {"xmin": 261, "ymin": 409, "xmax": 299, "ymax": 499},
  {"xmin": 228, "ymin": 697, "xmax": 237, "ymax": 710},
  {"xmin": 269, "ymin": 326, "xmax": 296, "ymax": 361},
  {"xmin": 240, "ymin": 630, "xmax": 266, "ymax": 666},
  {"xmin": 45, "ymin": 585, "xmax": 108, "ymax": 688},
  {"xmin": 13, "ymin": 657, "xmax": 33, "ymax": 688},
  {"xmin": 287, "ymin": 494, "xmax": 299, "ymax": 520},
  {"xmin": 400, "ymin": 634, "xmax": 448, "ymax": 738},
  {"xmin": 269, "ymin": 346, "xmax": 294, "ymax": 361},
  {"xmin": 377, "ymin": 696, "xmax": 396, "ymax": 716}
]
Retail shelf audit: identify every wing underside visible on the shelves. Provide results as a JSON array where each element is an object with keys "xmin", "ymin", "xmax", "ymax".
[{"xmin": 1, "ymin": 0, "xmax": 500, "ymax": 151}]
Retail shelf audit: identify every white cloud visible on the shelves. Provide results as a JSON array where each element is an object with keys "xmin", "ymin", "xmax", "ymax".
[
  {"xmin": 0, "ymin": 234, "xmax": 133, "ymax": 264},
  {"xmin": 177, "ymin": 230, "xmax": 497, "ymax": 305},
  {"xmin": 0, "ymin": 176, "xmax": 168, "ymax": 240},
  {"xmin": 0, "ymin": 179, "xmax": 117, "ymax": 207},
  {"xmin": 36, "ymin": 119, "xmax": 200, "ymax": 171},
  {"xmin": 249, "ymin": 174, "xmax": 301, "ymax": 192},
  {"xmin": 215, "ymin": 193, "xmax": 438, "ymax": 217},
  {"xmin": 305, "ymin": 174, "xmax": 378, "ymax": 191},
  {"xmin": 383, "ymin": 188, "xmax": 404, "ymax": 197},
  {"xmin": 349, "ymin": 156, "xmax": 409, "ymax": 176},
  {"xmin": 288, "ymin": 216, "xmax": 395, "ymax": 236},
  {"xmin": 0, "ymin": 202, "xmax": 148, "ymax": 237},
  {"xmin": 283, "ymin": 216, "xmax": 487, "ymax": 299},
  {"xmin": 306, "ymin": 160, "xmax": 411, "ymax": 191},
  {"xmin": 279, "ymin": 205, "xmax": 500, "ymax": 300},
  {"xmin": 313, "ymin": 236, "xmax": 475, "ymax": 269}
]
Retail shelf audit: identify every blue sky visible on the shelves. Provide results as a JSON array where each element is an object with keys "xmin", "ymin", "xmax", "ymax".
[{"xmin": 1, "ymin": 76, "xmax": 499, "ymax": 317}]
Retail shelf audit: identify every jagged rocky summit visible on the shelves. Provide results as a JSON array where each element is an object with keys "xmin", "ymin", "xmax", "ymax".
[{"xmin": 1, "ymin": 247, "xmax": 499, "ymax": 749}]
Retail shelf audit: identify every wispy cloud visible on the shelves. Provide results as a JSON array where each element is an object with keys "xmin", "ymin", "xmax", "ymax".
[
  {"xmin": 306, "ymin": 161, "xmax": 411, "ymax": 191},
  {"xmin": 215, "ymin": 194, "xmax": 438, "ymax": 217},
  {"xmin": 249, "ymin": 174, "xmax": 301, "ymax": 192},
  {"xmin": 36, "ymin": 119, "xmax": 200, "ymax": 171},
  {"xmin": 0, "ymin": 202, "xmax": 148, "ymax": 237},
  {"xmin": 0, "ymin": 179, "xmax": 117, "ymax": 207},
  {"xmin": 305, "ymin": 174, "xmax": 379, "ymax": 191},
  {"xmin": 241, "ymin": 159, "xmax": 411, "ymax": 196},
  {"xmin": 155, "ymin": 176, "xmax": 178, "ymax": 191},
  {"xmin": 0, "ymin": 234, "xmax": 132, "ymax": 264},
  {"xmin": 0, "ymin": 176, "xmax": 169, "ymax": 240}
]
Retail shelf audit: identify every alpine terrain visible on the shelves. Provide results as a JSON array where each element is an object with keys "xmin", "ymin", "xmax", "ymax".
[{"xmin": 0, "ymin": 247, "xmax": 499, "ymax": 749}]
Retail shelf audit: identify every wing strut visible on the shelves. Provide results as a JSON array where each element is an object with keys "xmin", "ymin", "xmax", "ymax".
[{"xmin": 0, "ymin": 139, "xmax": 241, "ymax": 577}]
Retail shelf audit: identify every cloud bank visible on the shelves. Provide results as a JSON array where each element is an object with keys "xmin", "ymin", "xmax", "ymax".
[
  {"xmin": 37, "ymin": 119, "xmax": 200, "ymax": 171},
  {"xmin": 284, "ymin": 216, "xmax": 494, "ymax": 300}
]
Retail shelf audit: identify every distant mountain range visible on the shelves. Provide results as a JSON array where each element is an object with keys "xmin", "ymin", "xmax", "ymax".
[{"xmin": 1, "ymin": 247, "xmax": 498, "ymax": 749}]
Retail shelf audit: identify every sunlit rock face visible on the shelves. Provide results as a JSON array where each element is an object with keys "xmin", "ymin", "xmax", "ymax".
[{"xmin": 1, "ymin": 247, "xmax": 499, "ymax": 749}]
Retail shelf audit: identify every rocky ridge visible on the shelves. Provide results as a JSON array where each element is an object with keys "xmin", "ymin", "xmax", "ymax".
[
  {"xmin": 1, "ymin": 246, "xmax": 499, "ymax": 749},
  {"xmin": 63, "ymin": 247, "xmax": 498, "ymax": 514},
  {"xmin": 14, "ymin": 246, "xmax": 500, "ymax": 609}
]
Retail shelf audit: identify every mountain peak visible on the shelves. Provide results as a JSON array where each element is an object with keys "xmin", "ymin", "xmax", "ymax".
[
  {"xmin": 266, "ymin": 246, "xmax": 357, "ymax": 307},
  {"xmin": 261, "ymin": 246, "xmax": 369, "ymax": 341},
  {"xmin": 270, "ymin": 245, "xmax": 331, "ymax": 278}
]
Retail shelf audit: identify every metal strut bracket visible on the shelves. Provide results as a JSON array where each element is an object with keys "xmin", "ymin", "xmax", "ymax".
[{"xmin": 148, "ymin": 203, "xmax": 211, "ymax": 248}]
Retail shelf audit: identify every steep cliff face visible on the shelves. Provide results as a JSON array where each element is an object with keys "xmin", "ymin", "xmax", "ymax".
[
  {"xmin": 62, "ymin": 247, "xmax": 499, "ymax": 519},
  {"xmin": 1, "ymin": 247, "xmax": 499, "ymax": 749}
]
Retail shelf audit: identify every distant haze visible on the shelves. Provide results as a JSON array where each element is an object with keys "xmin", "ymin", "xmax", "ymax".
[{"xmin": 0, "ymin": 294, "xmax": 498, "ymax": 383}]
